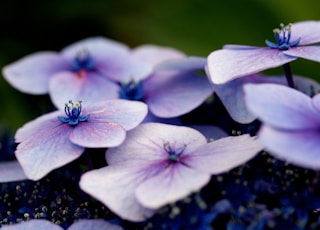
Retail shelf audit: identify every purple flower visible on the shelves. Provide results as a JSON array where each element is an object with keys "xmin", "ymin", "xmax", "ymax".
[
  {"xmin": 207, "ymin": 21, "xmax": 320, "ymax": 84},
  {"xmin": 2, "ymin": 37, "xmax": 150, "ymax": 109},
  {"xmin": 80, "ymin": 123, "xmax": 262, "ymax": 221},
  {"xmin": 15, "ymin": 99, "xmax": 147, "ymax": 180},
  {"xmin": 0, "ymin": 161, "xmax": 27, "ymax": 182},
  {"xmin": 244, "ymin": 83, "xmax": 320, "ymax": 169}
]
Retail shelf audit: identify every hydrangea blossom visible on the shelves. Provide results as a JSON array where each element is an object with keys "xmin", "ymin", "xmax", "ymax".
[
  {"xmin": 15, "ymin": 99, "xmax": 147, "ymax": 180},
  {"xmin": 244, "ymin": 83, "xmax": 320, "ymax": 169},
  {"xmin": 80, "ymin": 123, "xmax": 262, "ymax": 221},
  {"xmin": 207, "ymin": 21, "xmax": 320, "ymax": 84}
]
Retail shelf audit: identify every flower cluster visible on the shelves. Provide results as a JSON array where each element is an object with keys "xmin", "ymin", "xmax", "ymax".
[{"xmin": 1, "ymin": 20, "xmax": 320, "ymax": 229}]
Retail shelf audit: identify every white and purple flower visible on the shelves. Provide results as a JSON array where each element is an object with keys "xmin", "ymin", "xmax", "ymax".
[
  {"xmin": 80, "ymin": 123, "xmax": 262, "ymax": 221},
  {"xmin": 15, "ymin": 99, "xmax": 147, "ymax": 180}
]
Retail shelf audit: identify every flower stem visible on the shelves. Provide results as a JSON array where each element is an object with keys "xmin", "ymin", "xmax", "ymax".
[{"xmin": 283, "ymin": 63, "xmax": 295, "ymax": 88}]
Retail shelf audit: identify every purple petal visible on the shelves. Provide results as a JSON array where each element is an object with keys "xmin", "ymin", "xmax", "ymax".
[
  {"xmin": 70, "ymin": 122, "xmax": 126, "ymax": 148},
  {"xmin": 290, "ymin": 21, "xmax": 320, "ymax": 45},
  {"xmin": 80, "ymin": 161, "xmax": 157, "ymax": 222},
  {"xmin": 106, "ymin": 123, "xmax": 207, "ymax": 165},
  {"xmin": 16, "ymin": 121, "xmax": 83, "ymax": 180},
  {"xmin": 244, "ymin": 83, "xmax": 320, "ymax": 130},
  {"xmin": 259, "ymin": 125, "xmax": 320, "ymax": 169},
  {"xmin": 183, "ymin": 135, "xmax": 262, "ymax": 174},
  {"xmin": 68, "ymin": 219, "xmax": 123, "ymax": 230},
  {"xmin": 155, "ymin": 57, "xmax": 207, "ymax": 72},
  {"xmin": 144, "ymin": 71, "xmax": 213, "ymax": 117},
  {"xmin": 312, "ymin": 94, "xmax": 320, "ymax": 112},
  {"xmin": 0, "ymin": 161, "xmax": 27, "ymax": 182},
  {"xmin": 207, "ymin": 48, "xmax": 296, "ymax": 84},
  {"xmin": 135, "ymin": 164, "xmax": 210, "ymax": 209},
  {"xmin": 283, "ymin": 46, "xmax": 320, "ymax": 63},
  {"xmin": 49, "ymin": 71, "xmax": 120, "ymax": 110},
  {"xmin": 223, "ymin": 44, "xmax": 260, "ymax": 49},
  {"xmin": 142, "ymin": 112, "xmax": 183, "ymax": 125},
  {"xmin": 1, "ymin": 219, "xmax": 62, "ymax": 230},
  {"xmin": 84, "ymin": 99, "xmax": 148, "ymax": 130},
  {"xmin": 2, "ymin": 52, "xmax": 68, "ymax": 94}
]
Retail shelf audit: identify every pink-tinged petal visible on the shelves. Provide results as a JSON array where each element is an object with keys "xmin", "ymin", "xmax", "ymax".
[
  {"xmin": 312, "ymin": 94, "xmax": 320, "ymax": 112},
  {"xmin": 0, "ymin": 161, "xmax": 27, "ymax": 182},
  {"xmin": 68, "ymin": 219, "xmax": 123, "ymax": 230},
  {"xmin": 244, "ymin": 83, "xmax": 320, "ymax": 130},
  {"xmin": 80, "ymin": 161, "xmax": 158, "ymax": 222},
  {"xmin": 1, "ymin": 219, "xmax": 62, "ymax": 230},
  {"xmin": 106, "ymin": 123, "xmax": 207, "ymax": 165},
  {"xmin": 145, "ymin": 71, "xmax": 213, "ymax": 117},
  {"xmin": 15, "ymin": 111, "xmax": 64, "ymax": 143},
  {"xmin": 183, "ymin": 135, "xmax": 262, "ymax": 174},
  {"xmin": 259, "ymin": 125, "xmax": 320, "ymax": 169},
  {"xmin": 155, "ymin": 57, "xmax": 207, "ymax": 72},
  {"xmin": 290, "ymin": 21, "xmax": 320, "ymax": 45},
  {"xmin": 49, "ymin": 71, "xmax": 120, "ymax": 110},
  {"xmin": 2, "ymin": 52, "xmax": 68, "ymax": 94},
  {"xmin": 84, "ymin": 99, "xmax": 148, "ymax": 130},
  {"xmin": 135, "ymin": 164, "xmax": 210, "ymax": 209},
  {"xmin": 70, "ymin": 122, "xmax": 126, "ymax": 148},
  {"xmin": 189, "ymin": 125, "xmax": 228, "ymax": 141},
  {"xmin": 207, "ymin": 48, "xmax": 296, "ymax": 84},
  {"xmin": 16, "ymin": 124, "xmax": 83, "ymax": 180},
  {"xmin": 283, "ymin": 46, "xmax": 320, "ymax": 63}
]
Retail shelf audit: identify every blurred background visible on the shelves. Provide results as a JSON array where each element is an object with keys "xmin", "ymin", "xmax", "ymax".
[{"xmin": 1, "ymin": 0, "xmax": 320, "ymax": 132}]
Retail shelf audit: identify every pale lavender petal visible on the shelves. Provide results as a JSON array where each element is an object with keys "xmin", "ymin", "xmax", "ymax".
[
  {"xmin": 2, "ymin": 52, "xmax": 68, "ymax": 94},
  {"xmin": 70, "ymin": 122, "xmax": 126, "ymax": 148},
  {"xmin": 145, "ymin": 71, "xmax": 213, "ymax": 117},
  {"xmin": 244, "ymin": 83, "xmax": 320, "ymax": 130},
  {"xmin": 80, "ymin": 161, "xmax": 157, "ymax": 222},
  {"xmin": 155, "ymin": 57, "xmax": 206, "ymax": 72},
  {"xmin": 49, "ymin": 71, "xmax": 120, "ymax": 110},
  {"xmin": 189, "ymin": 125, "xmax": 228, "ymax": 141},
  {"xmin": 142, "ymin": 112, "xmax": 183, "ymax": 125},
  {"xmin": 312, "ymin": 94, "xmax": 320, "ymax": 112},
  {"xmin": 207, "ymin": 48, "xmax": 296, "ymax": 84},
  {"xmin": 183, "ymin": 135, "xmax": 262, "ymax": 174},
  {"xmin": 68, "ymin": 219, "xmax": 123, "ymax": 230},
  {"xmin": 290, "ymin": 21, "xmax": 320, "ymax": 45},
  {"xmin": 106, "ymin": 123, "xmax": 207, "ymax": 165},
  {"xmin": 259, "ymin": 125, "xmax": 320, "ymax": 169},
  {"xmin": 0, "ymin": 161, "xmax": 27, "ymax": 182},
  {"xmin": 135, "ymin": 164, "xmax": 210, "ymax": 209},
  {"xmin": 1, "ymin": 219, "xmax": 62, "ymax": 230},
  {"xmin": 16, "ymin": 124, "xmax": 83, "ymax": 180},
  {"xmin": 84, "ymin": 99, "xmax": 148, "ymax": 130},
  {"xmin": 283, "ymin": 46, "xmax": 320, "ymax": 63}
]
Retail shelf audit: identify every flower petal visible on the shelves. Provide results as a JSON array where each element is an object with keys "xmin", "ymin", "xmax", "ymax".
[
  {"xmin": 80, "ymin": 161, "xmax": 157, "ymax": 222},
  {"xmin": 283, "ymin": 46, "xmax": 320, "ymax": 63},
  {"xmin": 68, "ymin": 219, "xmax": 123, "ymax": 230},
  {"xmin": 155, "ymin": 57, "xmax": 206, "ymax": 72},
  {"xmin": 259, "ymin": 125, "xmax": 320, "ymax": 169},
  {"xmin": 70, "ymin": 122, "xmax": 126, "ymax": 148},
  {"xmin": 1, "ymin": 219, "xmax": 62, "ymax": 230},
  {"xmin": 16, "ymin": 123, "xmax": 83, "ymax": 180},
  {"xmin": 49, "ymin": 71, "xmax": 120, "ymax": 110},
  {"xmin": 244, "ymin": 83, "xmax": 320, "ymax": 130},
  {"xmin": 183, "ymin": 135, "xmax": 262, "ymax": 174},
  {"xmin": 84, "ymin": 99, "xmax": 148, "ymax": 130},
  {"xmin": 207, "ymin": 48, "xmax": 296, "ymax": 84},
  {"xmin": 290, "ymin": 20, "xmax": 320, "ymax": 45},
  {"xmin": 0, "ymin": 161, "xmax": 27, "ymax": 182},
  {"xmin": 106, "ymin": 123, "xmax": 207, "ymax": 165},
  {"xmin": 145, "ymin": 71, "xmax": 213, "ymax": 117},
  {"xmin": 135, "ymin": 163, "xmax": 210, "ymax": 209},
  {"xmin": 2, "ymin": 52, "xmax": 68, "ymax": 94}
]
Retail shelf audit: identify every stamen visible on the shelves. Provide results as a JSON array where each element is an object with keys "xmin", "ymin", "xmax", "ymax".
[
  {"xmin": 163, "ymin": 142, "xmax": 187, "ymax": 163},
  {"xmin": 58, "ymin": 100, "xmax": 90, "ymax": 126},
  {"xmin": 72, "ymin": 49, "xmax": 95, "ymax": 72},
  {"xmin": 118, "ymin": 80, "xmax": 144, "ymax": 101}
]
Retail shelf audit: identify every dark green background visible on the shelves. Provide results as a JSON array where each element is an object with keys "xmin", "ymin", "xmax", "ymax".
[{"xmin": 1, "ymin": 0, "xmax": 319, "ymax": 132}]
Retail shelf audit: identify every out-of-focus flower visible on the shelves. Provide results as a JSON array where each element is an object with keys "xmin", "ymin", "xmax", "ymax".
[
  {"xmin": 15, "ymin": 99, "xmax": 147, "ymax": 180},
  {"xmin": 80, "ymin": 123, "xmax": 262, "ymax": 221},
  {"xmin": 207, "ymin": 21, "xmax": 320, "ymax": 84}
]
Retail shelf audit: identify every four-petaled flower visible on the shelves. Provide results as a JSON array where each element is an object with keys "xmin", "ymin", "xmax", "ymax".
[
  {"xmin": 15, "ymin": 99, "xmax": 147, "ymax": 180},
  {"xmin": 207, "ymin": 21, "xmax": 320, "ymax": 84},
  {"xmin": 80, "ymin": 123, "xmax": 262, "ymax": 221}
]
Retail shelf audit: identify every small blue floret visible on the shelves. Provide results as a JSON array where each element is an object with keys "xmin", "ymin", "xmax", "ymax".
[
  {"xmin": 58, "ymin": 100, "xmax": 90, "ymax": 126},
  {"xmin": 72, "ymin": 50, "xmax": 95, "ymax": 72},
  {"xmin": 118, "ymin": 80, "xmax": 144, "ymax": 101}
]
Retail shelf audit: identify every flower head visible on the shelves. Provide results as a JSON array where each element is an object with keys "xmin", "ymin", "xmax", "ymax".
[
  {"xmin": 207, "ymin": 21, "xmax": 320, "ymax": 84},
  {"xmin": 15, "ymin": 99, "xmax": 147, "ymax": 180},
  {"xmin": 80, "ymin": 123, "xmax": 262, "ymax": 221}
]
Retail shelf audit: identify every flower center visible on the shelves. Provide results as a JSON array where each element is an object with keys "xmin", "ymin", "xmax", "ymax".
[
  {"xmin": 72, "ymin": 49, "xmax": 95, "ymax": 72},
  {"xmin": 118, "ymin": 80, "xmax": 144, "ymax": 101},
  {"xmin": 58, "ymin": 100, "xmax": 90, "ymax": 126},
  {"xmin": 265, "ymin": 23, "xmax": 301, "ymax": 50},
  {"xmin": 163, "ymin": 142, "xmax": 186, "ymax": 164}
]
